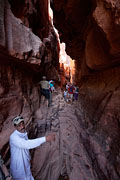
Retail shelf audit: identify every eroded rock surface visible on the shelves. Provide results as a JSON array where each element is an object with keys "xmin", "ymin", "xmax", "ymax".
[
  {"xmin": 0, "ymin": 0, "xmax": 120, "ymax": 179},
  {"xmin": 50, "ymin": 1, "xmax": 120, "ymax": 178},
  {"xmin": 0, "ymin": 0, "xmax": 60, "ymax": 161},
  {"xmin": 52, "ymin": 0, "xmax": 120, "ymax": 72},
  {"xmin": 31, "ymin": 89, "xmax": 120, "ymax": 180}
]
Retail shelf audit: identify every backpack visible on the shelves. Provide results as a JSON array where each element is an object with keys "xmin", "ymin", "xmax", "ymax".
[{"xmin": 69, "ymin": 86, "xmax": 73, "ymax": 93}]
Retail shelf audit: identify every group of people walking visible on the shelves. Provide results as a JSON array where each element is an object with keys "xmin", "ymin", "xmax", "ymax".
[
  {"xmin": 39, "ymin": 76, "xmax": 79, "ymax": 105},
  {"xmin": 0, "ymin": 116, "xmax": 55, "ymax": 180},
  {"xmin": 63, "ymin": 82, "xmax": 79, "ymax": 103}
]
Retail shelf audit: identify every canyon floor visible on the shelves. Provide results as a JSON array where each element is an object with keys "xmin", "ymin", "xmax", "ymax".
[{"xmin": 31, "ymin": 89, "xmax": 100, "ymax": 180}]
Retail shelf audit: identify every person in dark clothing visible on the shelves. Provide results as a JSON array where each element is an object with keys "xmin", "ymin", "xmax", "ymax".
[{"xmin": 39, "ymin": 76, "xmax": 51, "ymax": 107}]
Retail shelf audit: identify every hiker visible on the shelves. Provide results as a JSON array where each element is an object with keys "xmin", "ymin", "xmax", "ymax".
[
  {"xmin": 39, "ymin": 76, "xmax": 51, "ymax": 107},
  {"xmin": 49, "ymin": 80, "xmax": 55, "ymax": 92},
  {"xmin": 0, "ymin": 154, "xmax": 12, "ymax": 180},
  {"xmin": 65, "ymin": 82, "xmax": 70, "ymax": 91},
  {"xmin": 74, "ymin": 85, "xmax": 79, "ymax": 100},
  {"xmin": 9, "ymin": 116, "xmax": 55, "ymax": 180},
  {"xmin": 49, "ymin": 80, "xmax": 55, "ymax": 105},
  {"xmin": 67, "ymin": 83, "xmax": 75, "ymax": 102},
  {"xmin": 63, "ymin": 89, "xmax": 68, "ymax": 102}
]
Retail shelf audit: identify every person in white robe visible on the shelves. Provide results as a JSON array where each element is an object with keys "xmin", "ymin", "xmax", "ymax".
[{"xmin": 9, "ymin": 116, "xmax": 55, "ymax": 180}]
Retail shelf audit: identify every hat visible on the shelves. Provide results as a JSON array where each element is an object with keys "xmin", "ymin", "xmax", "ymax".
[
  {"xmin": 42, "ymin": 76, "xmax": 46, "ymax": 80},
  {"xmin": 49, "ymin": 80, "xmax": 53, "ymax": 83},
  {"xmin": 13, "ymin": 116, "xmax": 24, "ymax": 125}
]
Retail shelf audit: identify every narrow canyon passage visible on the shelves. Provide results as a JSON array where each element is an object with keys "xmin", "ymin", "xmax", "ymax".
[
  {"xmin": 32, "ymin": 89, "xmax": 84, "ymax": 180},
  {"xmin": 31, "ymin": 88, "xmax": 118, "ymax": 180},
  {"xmin": 1, "ymin": 1, "xmax": 120, "ymax": 180}
]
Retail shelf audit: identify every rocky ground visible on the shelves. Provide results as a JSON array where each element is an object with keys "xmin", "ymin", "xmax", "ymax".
[
  {"xmin": 32, "ymin": 89, "xmax": 83, "ymax": 180},
  {"xmin": 31, "ymin": 89, "xmax": 97, "ymax": 180},
  {"xmin": 31, "ymin": 88, "xmax": 120, "ymax": 180}
]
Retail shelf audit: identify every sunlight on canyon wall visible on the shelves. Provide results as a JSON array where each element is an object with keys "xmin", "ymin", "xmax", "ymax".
[
  {"xmin": 59, "ymin": 43, "xmax": 75, "ymax": 83},
  {"xmin": 48, "ymin": 2, "xmax": 75, "ymax": 84}
]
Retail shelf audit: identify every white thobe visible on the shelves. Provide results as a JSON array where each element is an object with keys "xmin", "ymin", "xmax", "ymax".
[{"xmin": 9, "ymin": 130, "xmax": 46, "ymax": 180}]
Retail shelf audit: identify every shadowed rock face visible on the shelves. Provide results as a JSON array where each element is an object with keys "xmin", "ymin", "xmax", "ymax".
[
  {"xmin": 0, "ymin": 0, "xmax": 60, "ymax": 160},
  {"xmin": 52, "ymin": 0, "xmax": 120, "ymax": 71},
  {"xmin": 0, "ymin": 0, "xmax": 59, "ymax": 75},
  {"xmin": 0, "ymin": 46, "xmax": 40, "ymax": 157},
  {"xmin": 8, "ymin": 0, "xmax": 50, "ymax": 39},
  {"xmin": 49, "ymin": 0, "xmax": 120, "ymax": 179},
  {"xmin": 51, "ymin": 0, "xmax": 94, "ymax": 60}
]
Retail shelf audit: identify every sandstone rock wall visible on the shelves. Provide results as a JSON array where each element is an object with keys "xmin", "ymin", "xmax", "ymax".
[
  {"xmin": 0, "ymin": 0, "xmax": 60, "ymax": 160},
  {"xmin": 1, "ymin": 0, "xmax": 120, "ymax": 179},
  {"xmin": 51, "ymin": 0, "xmax": 120, "ymax": 179},
  {"xmin": 0, "ymin": 47, "xmax": 40, "ymax": 160},
  {"xmin": 0, "ymin": 0, "xmax": 59, "ymax": 74},
  {"xmin": 52, "ymin": 0, "xmax": 120, "ymax": 72}
]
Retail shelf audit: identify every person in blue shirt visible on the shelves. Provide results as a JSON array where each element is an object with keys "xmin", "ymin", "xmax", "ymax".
[{"xmin": 10, "ymin": 116, "xmax": 55, "ymax": 180}]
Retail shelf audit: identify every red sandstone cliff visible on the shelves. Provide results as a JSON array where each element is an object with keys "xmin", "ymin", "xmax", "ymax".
[
  {"xmin": 50, "ymin": 0, "xmax": 120, "ymax": 179},
  {"xmin": 0, "ymin": 0, "xmax": 120, "ymax": 180},
  {"xmin": 0, "ymin": 0, "xmax": 60, "ymax": 159}
]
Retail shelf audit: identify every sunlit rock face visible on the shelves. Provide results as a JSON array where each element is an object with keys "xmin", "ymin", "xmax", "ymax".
[
  {"xmin": 0, "ymin": 0, "xmax": 59, "ymax": 158},
  {"xmin": 52, "ymin": 0, "xmax": 120, "ymax": 71},
  {"xmin": 52, "ymin": 0, "xmax": 120, "ymax": 179}
]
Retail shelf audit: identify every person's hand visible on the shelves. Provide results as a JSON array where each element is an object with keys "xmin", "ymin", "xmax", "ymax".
[
  {"xmin": 46, "ymin": 134, "xmax": 55, "ymax": 142},
  {"xmin": 7, "ymin": 177, "xmax": 12, "ymax": 180},
  {"xmin": 5, "ymin": 176, "xmax": 13, "ymax": 180}
]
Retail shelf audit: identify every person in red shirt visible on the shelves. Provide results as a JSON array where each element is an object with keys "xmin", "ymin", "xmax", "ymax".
[{"xmin": 68, "ymin": 83, "xmax": 75, "ymax": 102}]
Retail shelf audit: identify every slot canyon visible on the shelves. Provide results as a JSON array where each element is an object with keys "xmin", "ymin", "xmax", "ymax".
[{"xmin": 0, "ymin": 0, "xmax": 120, "ymax": 179}]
